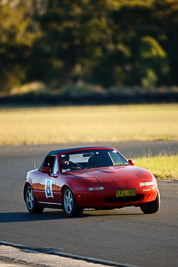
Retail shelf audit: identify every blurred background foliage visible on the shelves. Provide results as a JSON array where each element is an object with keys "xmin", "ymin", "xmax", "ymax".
[{"xmin": 0, "ymin": 0, "xmax": 178, "ymax": 94}]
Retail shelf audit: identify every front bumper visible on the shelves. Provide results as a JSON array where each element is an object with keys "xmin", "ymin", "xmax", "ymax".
[{"xmin": 74, "ymin": 186, "xmax": 158, "ymax": 209}]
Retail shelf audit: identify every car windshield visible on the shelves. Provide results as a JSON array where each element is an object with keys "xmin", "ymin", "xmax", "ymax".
[{"xmin": 60, "ymin": 149, "xmax": 129, "ymax": 172}]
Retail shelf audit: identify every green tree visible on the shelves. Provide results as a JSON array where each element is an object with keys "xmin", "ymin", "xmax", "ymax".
[
  {"xmin": 0, "ymin": 0, "xmax": 178, "ymax": 93},
  {"xmin": 0, "ymin": 0, "xmax": 39, "ymax": 92}
]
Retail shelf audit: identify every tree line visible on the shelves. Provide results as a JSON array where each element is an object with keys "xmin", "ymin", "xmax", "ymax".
[{"xmin": 0, "ymin": 0, "xmax": 178, "ymax": 93}]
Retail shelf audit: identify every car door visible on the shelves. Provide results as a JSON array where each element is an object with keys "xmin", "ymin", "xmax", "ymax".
[
  {"xmin": 48, "ymin": 156, "xmax": 61, "ymax": 203},
  {"xmin": 37, "ymin": 155, "xmax": 58, "ymax": 203}
]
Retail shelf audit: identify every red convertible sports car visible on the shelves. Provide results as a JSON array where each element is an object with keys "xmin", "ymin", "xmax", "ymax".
[{"xmin": 24, "ymin": 146, "xmax": 160, "ymax": 217}]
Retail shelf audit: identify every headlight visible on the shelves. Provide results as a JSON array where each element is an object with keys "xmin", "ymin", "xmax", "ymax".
[
  {"xmin": 88, "ymin": 186, "xmax": 104, "ymax": 191},
  {"xmin": 140, "ymin": 182, "xmax": 154, "ymax": 187}
]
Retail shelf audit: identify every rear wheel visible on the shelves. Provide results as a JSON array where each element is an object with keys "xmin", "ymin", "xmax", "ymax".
[
  {"xmin": 140, "ymin": 189, "xmax": 160, "ymax": 214},
  {"xmin": 62, "ymin": 186, "xmax": 83, "ymax": 217},
  {"xmin": 25, "ymin": 184, "xmax": 44, "ymax": 213}
]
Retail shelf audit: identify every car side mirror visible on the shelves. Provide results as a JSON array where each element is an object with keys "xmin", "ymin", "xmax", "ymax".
[
  {"xmin": 41, "ymin": 167, "xmax": 51, "ymax": 174},
  {"xmin": 128, "ymin": 159, "xmax": 135, "ymax": 166}
]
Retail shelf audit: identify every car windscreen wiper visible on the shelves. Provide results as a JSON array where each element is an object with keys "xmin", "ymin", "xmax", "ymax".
[{"xmin": 115, "ymin": 163, "xmax": 128, "ymax": 166}]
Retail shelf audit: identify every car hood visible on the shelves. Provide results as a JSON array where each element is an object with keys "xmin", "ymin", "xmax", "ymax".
[{"xmin": 77, "ymin": 166, "xmax": 153, "ymax": 184}]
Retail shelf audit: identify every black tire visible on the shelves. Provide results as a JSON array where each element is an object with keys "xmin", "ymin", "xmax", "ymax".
[
  {"xmin": 140, "ymin": 189, "xmax": 160, "ymax": 214},
  {"xmin": 25, "ymin": 184, "xmax": 44, "ymax": 213},
  {"xmin": 62, "ymin": 186, "xmax": 83, "ymax": 217}
]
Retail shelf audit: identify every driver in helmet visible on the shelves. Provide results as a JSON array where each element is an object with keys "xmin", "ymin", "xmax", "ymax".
[{"xmin": 60, "ymin": 154, "xmax": 71, "ymax": 172}]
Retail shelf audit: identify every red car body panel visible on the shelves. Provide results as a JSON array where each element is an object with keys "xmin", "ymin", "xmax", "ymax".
[
  {"xmin": 69, "ymin": 167, "xmax": 158, "ymax": 208},
  {"xmin": 24, "ymin": 146, "xmax": 158, "ymax": 211}
]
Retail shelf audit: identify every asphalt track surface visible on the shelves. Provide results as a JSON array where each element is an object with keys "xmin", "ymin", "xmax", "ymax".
[{"xmin": 0, "ymin": 141, "xmax": 178, "ymax": 267}]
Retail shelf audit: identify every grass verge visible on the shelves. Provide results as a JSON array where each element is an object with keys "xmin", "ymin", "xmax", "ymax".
[
  {"xmin": 0, "ymin": 104, "xmax": 178, "ymax": 145},
  {"xmin": 135, "ymin": 154, "xmax": 178, "ymax": 180}
]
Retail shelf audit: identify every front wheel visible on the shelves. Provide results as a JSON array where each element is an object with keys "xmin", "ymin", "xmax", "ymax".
[
  {"xmin": 25, "ymin": 184, "xmax": 44, "ymax": 213},
  {"xmin": 62, "ymin": 186, "xmax": 83, "ymax": 217},
  {"xmin": 140, "ymin": 189, "xmax": 160, "ymax": 214}
]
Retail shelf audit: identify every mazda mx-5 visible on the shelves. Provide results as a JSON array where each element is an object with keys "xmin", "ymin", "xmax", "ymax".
[{"xmin": 24, "ymin": 146, "xmax": 160, "ymax": 217}]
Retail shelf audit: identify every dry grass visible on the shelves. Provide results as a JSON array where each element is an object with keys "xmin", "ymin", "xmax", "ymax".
[
  {"xmin": 0, "ymin": 104, "xmax": 178, "ymax": 145},
  {"xmin": 136, "ymin": 154, "xmax": 178, "ymax": 180}
]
